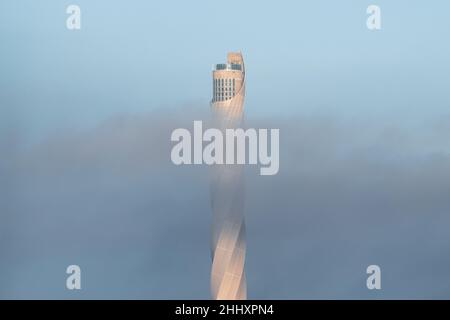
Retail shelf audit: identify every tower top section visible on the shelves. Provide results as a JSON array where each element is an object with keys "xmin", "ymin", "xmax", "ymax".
[
  {"xmin": 214, "ymin": 52, "xmax": 244, "ymax": 72},
  {"xmin": 227, "ymin": 52, "xmax": 244, "ymax": 65},
  {"xmin": 212, "ymin": 52, "xmax": 245, "ymax": 104}
]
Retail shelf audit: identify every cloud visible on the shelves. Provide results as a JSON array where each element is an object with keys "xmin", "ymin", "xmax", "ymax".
[{"xmin": 1, "ymin": 107, "xmax": 450, "ymax": 299}]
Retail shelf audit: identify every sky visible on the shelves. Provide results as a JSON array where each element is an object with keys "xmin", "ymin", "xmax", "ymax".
[
  {"xmin": 1, "ymin": 0, "xmax": 450, "ymax": 299},
  {"xmin": 1, "ymin": 0, "xmax": 450, "ymax": 140}
]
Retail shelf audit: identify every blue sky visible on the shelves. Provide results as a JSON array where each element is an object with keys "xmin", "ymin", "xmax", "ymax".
[{"xmin": 1, "ymin": 0, "xmax": 450, "ymax": 141}]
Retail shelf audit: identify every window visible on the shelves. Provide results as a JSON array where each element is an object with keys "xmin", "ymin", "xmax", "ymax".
[{"xmin": 231, "ymin": 64, "xmax": 242, "ymax": 71}]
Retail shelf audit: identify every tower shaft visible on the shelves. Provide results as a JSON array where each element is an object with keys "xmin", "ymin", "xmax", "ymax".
[{"xmin": 210, "ymin": 52, "xmax": 247, "ymax": 300}]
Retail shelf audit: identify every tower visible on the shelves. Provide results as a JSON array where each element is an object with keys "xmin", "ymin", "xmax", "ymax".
[
  {"xmin": 211, "ymin": 52, "xmax": 246, "ymax": 124},
  {"xmin": 209, "ymin": 52, "xmax": 247, "ymax": 300}
]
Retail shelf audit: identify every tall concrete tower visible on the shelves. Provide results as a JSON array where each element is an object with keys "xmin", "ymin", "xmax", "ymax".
[{"xmin": 210, "ymin": 52, "xmax": 247, "ymax": 300}]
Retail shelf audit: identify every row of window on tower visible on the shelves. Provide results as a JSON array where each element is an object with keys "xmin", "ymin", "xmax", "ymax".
[{"xmin": 213, "ymin": 78, "xmax": 237, "ymax": 102}]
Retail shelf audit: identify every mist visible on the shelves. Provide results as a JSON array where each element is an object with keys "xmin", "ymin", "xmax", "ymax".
[{"xmin": 1, "ymin": 107, "xmax": 450, "ymax": 299}]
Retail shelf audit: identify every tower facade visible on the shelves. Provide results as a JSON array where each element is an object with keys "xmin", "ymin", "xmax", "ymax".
[
  {"xmin": 211, "ymin": 52, "xmax": 245, "ymax": 124},
  {"xmin": 210, "ymin": 52, "xmax": 247, "ymax": 300}
]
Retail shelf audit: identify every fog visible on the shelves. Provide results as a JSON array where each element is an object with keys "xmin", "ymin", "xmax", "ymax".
[{"xmin": 1, "ymin": 107, "xmax": 450, "ymax": 299}]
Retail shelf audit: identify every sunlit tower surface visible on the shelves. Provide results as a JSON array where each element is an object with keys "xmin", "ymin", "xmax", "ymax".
[{"xmin": 209, "ymin": 52, "xmax": 247, "ymax": 300}]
